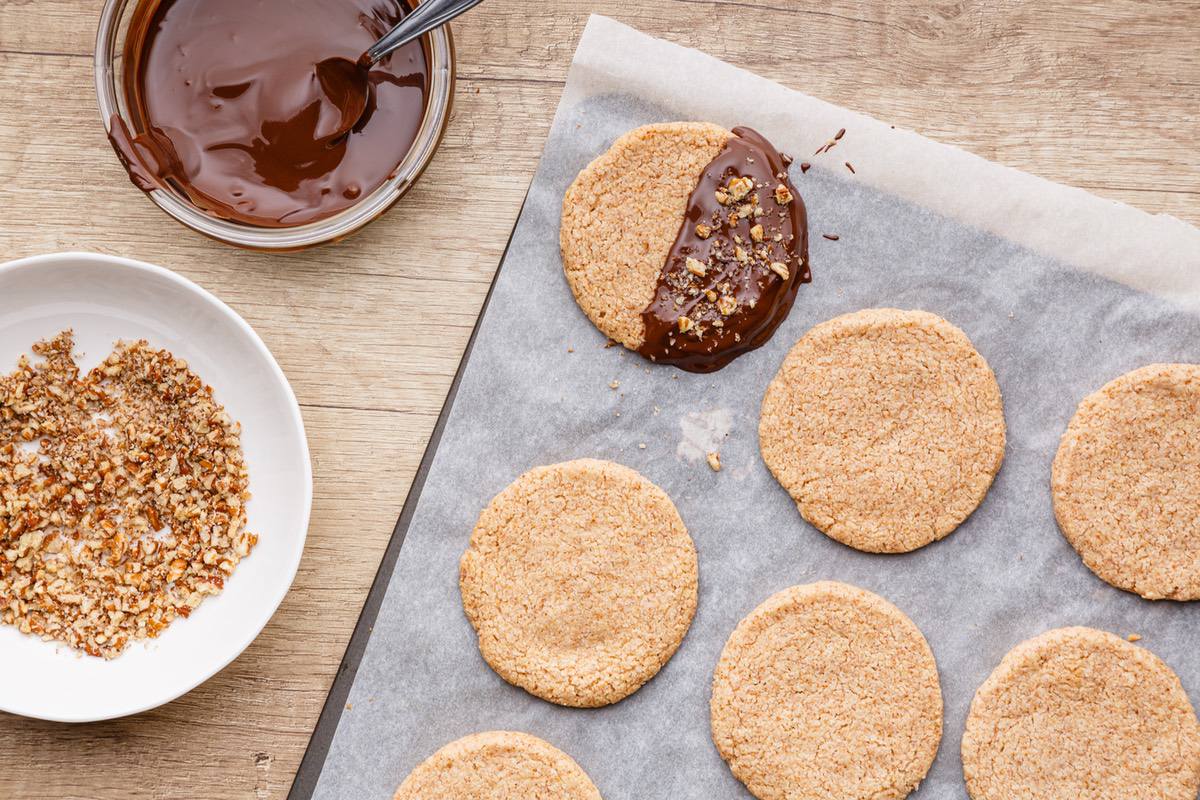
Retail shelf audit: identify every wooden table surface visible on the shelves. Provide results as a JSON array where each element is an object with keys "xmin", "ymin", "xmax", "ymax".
[{"xmin": 1, "ymin": 1, "xmax": 1197, "ymax": 797}]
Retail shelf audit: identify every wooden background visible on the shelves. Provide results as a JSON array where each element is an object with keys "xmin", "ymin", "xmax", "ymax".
[{"xmin": 1, "ymin": 0, "xmax": 1197, "ymax": 797}]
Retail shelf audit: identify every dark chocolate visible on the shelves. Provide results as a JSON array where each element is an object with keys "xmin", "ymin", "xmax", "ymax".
[
  {"xmin": 638, "ymin": 126, "xmax": 810, "ymax": 372},
  {"xmin": 111, "ymin": 0, "xmax": 429, "ymax": 228}
]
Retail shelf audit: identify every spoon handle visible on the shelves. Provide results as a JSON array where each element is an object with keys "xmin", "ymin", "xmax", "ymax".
[{"xmin": 366, "ymin": 0, "xmax": 486, "ymax": 64}]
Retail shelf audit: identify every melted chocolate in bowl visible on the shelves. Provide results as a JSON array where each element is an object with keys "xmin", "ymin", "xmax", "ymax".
[
  {"xmin": 115, "ymin": 0, "xmax": 430, "ymax": 228},
  {"xmin": 639, "ymin": 127, "xmax": 810, "ymax": 372}
]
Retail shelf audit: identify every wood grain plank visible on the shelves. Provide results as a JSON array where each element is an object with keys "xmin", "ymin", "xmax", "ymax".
[
  {"xmin": 0, "ymin": 1, "xmax": 1197, "ymax": 798},
  {"xmin": 3, "ymin": 0, "xmax": 1198, "ymax": 209}
]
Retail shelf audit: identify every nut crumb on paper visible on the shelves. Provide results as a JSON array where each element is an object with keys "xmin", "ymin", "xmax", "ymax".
[
  {"xmin": 677, "ymin": 408, "xmax": 732, "ymax": 465},
  {"xmin": 707, "ymin": 452, "xmax": 721, "ymax": 472}
]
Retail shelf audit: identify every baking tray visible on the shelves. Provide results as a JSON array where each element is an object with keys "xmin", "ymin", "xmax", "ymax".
[
  {"xmin": 288, "ymin": 199, "xmax": 519, "ymax": 799},
  {"xmin": 290, "ymin": 16, "xmax": 1200, "ymax": 800}
]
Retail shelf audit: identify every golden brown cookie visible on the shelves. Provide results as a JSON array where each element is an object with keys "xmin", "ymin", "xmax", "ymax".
[
  {"xmin": 962, "ymin": 627, "xmax": 1200, "ymax": 800},
  {"xmin": 460, "ymin": 458, "xmax": 697, "ymax": 707},
  {"xmin": 561, "ymin": 121, "xmax": 731, "ymax": 349},
  {"xmin": 759, "ymin": 308, "xmax": 1005, "ymax": 553},
  {"xmin": 711, "ymin": 581, "xmax": 943, "ymax": 800},
  {"xmin": 1052, "ymin": 364, "xmax": 1200, "ymax": 600},
  {"xmin": 393, "ymin": 731, "xmax": 602, "ymax": 800}
]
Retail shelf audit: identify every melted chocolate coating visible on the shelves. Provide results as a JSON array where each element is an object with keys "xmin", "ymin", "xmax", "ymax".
[
  {"xmin": 639, "ymin": 127, "xmax": 810, "ymax": 372},
  {"xmin": 112, "ymin": 0, "xmax": 429, "ymax": 228}
]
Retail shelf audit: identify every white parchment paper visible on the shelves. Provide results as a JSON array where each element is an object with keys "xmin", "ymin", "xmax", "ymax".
[{"xmin": 311, "ymin": 16, "xmax": 1200, "ymax": 799}]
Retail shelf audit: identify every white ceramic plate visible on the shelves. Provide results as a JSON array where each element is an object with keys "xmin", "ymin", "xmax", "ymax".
[{"xmin": 0, "ymin": 252, "xmax": 311, "ymax": 722}]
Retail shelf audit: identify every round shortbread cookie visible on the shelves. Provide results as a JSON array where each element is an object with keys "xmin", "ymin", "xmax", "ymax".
[
  {"xmin": 711, "ymin": 581, "xmax": 943, "ymax": 800},
  {"xmin": 460, "ymin": 458, "xmax": 697, "ymax": 707},
  {"xmin": 759, "ymin": 308, "xmax": 1005, "ymax": 553},
  {"xmin": 962, "ymin": 627, "xmax": 1200, "ymax": 800},
  {"xmin": 1051, "ymin": 364, "xmax": 1200, "ymax": 600},
  {"xmin": 393, "ymin": 731, "xmax": 602, "ymax": 800},
  {"xmin": 561, "ymin": 121, "xmax": 730, "ymax": 349}
]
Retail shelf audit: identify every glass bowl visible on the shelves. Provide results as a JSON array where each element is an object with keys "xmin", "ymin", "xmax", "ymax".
[{"xmin": 94, "ymin": 0, "xmax": 455, "ymax": 251}]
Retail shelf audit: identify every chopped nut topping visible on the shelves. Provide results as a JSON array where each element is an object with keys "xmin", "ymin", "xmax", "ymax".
[
  {"xmin": 706, "ymin": 451, "xmax": 721, "ymax": 472},
  {"xmin": 654, "ymin": 133, "xmax": 808, "ymax": 363},
  {"xmin": 727, "ymin": 176, "xmax": 754, "ymax": 201},
  {"xmin": 609, "ymin": 379, "xmax": 620, "ymax": 390},
  {"xmin": 0, "ymin": 331, "xmax": 256, "ymax": 659}
]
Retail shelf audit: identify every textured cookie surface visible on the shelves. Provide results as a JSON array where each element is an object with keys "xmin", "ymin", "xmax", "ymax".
[
  {"xmin": 711, "ymin": 581, "xmax": 943, "ymax": 800},
  {"xmin": 393, "ymin": 731, "xmax": 602, "ymax": 800},
  {"xmin": 759, "ymin": 308, "xmax": 1005, "ymax": 553},
  {"xmin": 561, "ymin": 122, "xmax": 730, "ymax": 349},
  {"xmin": 1051, "ymin": 364, "xmax": 1200, "ymax": 600},
  {"xmin": 962, "ymin": 627, "xmax": 1200, "ymax": 800},
  {"xmin": 460, "ymin": 458, "xmax": 697, "ymax": 707}
]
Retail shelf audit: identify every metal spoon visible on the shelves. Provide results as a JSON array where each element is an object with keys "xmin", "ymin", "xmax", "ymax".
[{"xmin": 314, "ymin": 0, "xmax": 484, "ymax": 142}]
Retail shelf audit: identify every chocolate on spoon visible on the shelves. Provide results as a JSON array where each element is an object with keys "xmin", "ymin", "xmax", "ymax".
[{"xmin": 314, "ymin": 0, "xmax": 485, "ymax": 143}]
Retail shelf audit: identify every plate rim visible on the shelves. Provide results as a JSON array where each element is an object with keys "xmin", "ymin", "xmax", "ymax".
[{"xmin": 0, "ymin": 250, "xmax": 313, "ymax": 723}]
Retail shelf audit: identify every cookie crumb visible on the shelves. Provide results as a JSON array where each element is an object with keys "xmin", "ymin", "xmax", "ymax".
[
  {"xmin": 1128, "ymin": 633, "xmax": 1142, "ymax": 642},
  {"xmin": 707, "ymin": 451, "xmax": 721, "ymax": 472},
  {"xmin": 609, "ymin": 379, "xmax": 620, "ymax": 390}
]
